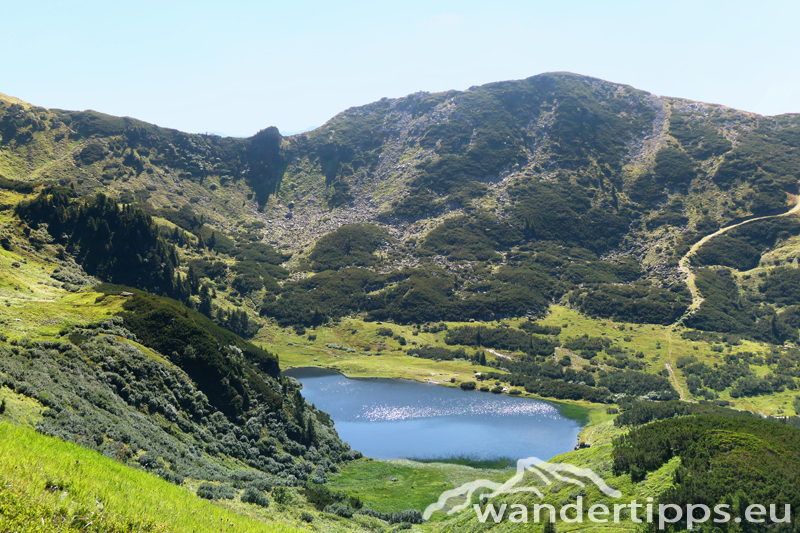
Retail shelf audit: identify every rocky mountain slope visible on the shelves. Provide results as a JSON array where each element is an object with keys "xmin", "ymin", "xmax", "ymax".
[
  {"xmin": 4, "ymin": 71, "xmax": 800, "ymax": 344},
  {"xmin": 4, "ymin": 72, "xmax": 798, "ymax": 254}
]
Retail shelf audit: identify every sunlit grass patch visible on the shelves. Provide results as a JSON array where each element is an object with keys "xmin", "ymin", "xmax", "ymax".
[{"xmin": 0, "ymin": 422, "xmax": 305, "ymax": 532}]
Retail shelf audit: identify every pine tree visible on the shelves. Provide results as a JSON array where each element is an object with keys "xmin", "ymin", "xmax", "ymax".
[
  {"xmin": 199, "ymin": 285, "xmax": 212, "ymax": 317},
  {"xmin": 305, "ymin": 416, "xmax": 316, "ymax": 444},
  {"xmin": 240, "ymin": 311, "xmax": 249, "ymax": 336},
  {"xmin": 187, "ymin": 264, "xmax": 200, "ymax": 294},
  {"xmin": 293, "ymin": 389, "xmax": 305, "ymax": 414}
]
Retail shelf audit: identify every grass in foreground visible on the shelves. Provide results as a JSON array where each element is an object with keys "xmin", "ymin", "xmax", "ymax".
[
  {"xmin": 0, "ymin": 422, "xmax": 304, "ymax": 533},
  {"xmin": 327, "ymin": 458, "xmax": 509, "ymax": 518}
]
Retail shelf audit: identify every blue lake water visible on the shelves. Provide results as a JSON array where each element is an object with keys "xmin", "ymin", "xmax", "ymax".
[{"xmin": 284, "ymin": 368, "xmax": 583, "ymax": 462}]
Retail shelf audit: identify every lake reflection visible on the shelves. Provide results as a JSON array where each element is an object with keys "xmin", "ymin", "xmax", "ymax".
[{"xmin": 284, "ymin": 367, "xmax": 583, "ymax": 462}]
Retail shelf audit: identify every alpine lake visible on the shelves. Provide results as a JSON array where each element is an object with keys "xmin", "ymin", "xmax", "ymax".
[{"xmin": 284, "ymin": 367, "xmax": 585, "ymax": 465}]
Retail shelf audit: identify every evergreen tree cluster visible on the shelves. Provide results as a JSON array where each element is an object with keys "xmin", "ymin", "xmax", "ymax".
[
  {"xmin": 613, "ymin": 414, "xmax": 800, "ymax": 532},
  {"xmin": 444, "ymin": 325, "xmax": 558, "ymax": 357},
  {"xmin": 16, "ymin": 189, "xmax": 191, "ymax": 300}
]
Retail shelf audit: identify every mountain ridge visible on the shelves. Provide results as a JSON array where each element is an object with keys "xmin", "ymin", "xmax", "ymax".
[{"xmin": 4, "ymin": 72, "xmax": 800, "ymax": 337}]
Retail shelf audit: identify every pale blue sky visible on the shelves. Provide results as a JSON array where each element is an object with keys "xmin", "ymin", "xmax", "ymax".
[{"xmin": 3, "ymin": 0, "xmax": 798, "ymax": 137}]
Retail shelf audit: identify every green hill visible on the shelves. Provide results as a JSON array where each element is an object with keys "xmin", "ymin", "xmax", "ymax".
[{"xmin": 2, "ymin": 72, "xmax": 800, "ymax": 531}]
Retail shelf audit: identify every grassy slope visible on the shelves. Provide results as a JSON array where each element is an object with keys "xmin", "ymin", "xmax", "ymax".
[
  {"xmin": 0, "ymin": 190, "xmax": 128, "ymax": 340},
  {"xmin": 0, "ymin": 422, "xmax": 305, "ymax": 533}
]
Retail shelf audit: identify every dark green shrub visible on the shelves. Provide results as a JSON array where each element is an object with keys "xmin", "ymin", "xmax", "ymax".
[
  {"xmin": 408, "ymin": 345, "xmax": 467, "ymax": 361},
  {"xmin": 196, "ymin": 483, "xmax": 235, "ymax": 500},
  {"xmin": 422, "ymin": 212, "xmax": 522, "ymax": 261},
  {"xmin": 573, "ymin": 284, "xmax": 689, "ymax": 325},
  {"xmin": 508, "ymin": 179, "xmax": 630, "ymax": 253},
  {"xmin": 241, "ymin": 487, "xmax": 270, "ymax": 507},
  {"xmin": 109, "ymin": 288, "xmax": 281, "ymax": 419},
  {"xmin": 324, "ymin": 503, "xmax": 353, "ymax": 518},
  {"xmin": 692, "ymin": 235, "xmax": 761, "ymax": 271},
  {"xmin": 271, "ymin": 486, "xmax": 293, "ymax": 505},
  {"xmin": 597, "ymin": 371, "xmax": 677, "ymax": 399},
  {"xmin": 459, "ymin": 381, "xmax": 476, "ymax": 390},
  {"xmin": 612, "ymin": 415, "xmax": 800, "ymax": 531},
  {"xmin": 389, "ymin": 510, "xmax": 423, "ymax": 524},
  {"xmin": 445, "ymin": 325, "xmax": 558, "ymax": 358},
  {"xmin": 137, "ymin": 451, "xmax": 159, "ymax": 468},
  {"xmin": 669, "ymin": 110, "xmax": 732, "ymax": 159},
  {"xmin": 76, "ymin": 143, "xmax": 107, "ymax": 165},
  {"xmin": 760, "ymin": 267, "xmax": 800, "ymax": 306},
  {"xmin": 652, "ymin": 146, "xmax": 697, "ymax": 188},
  {"xmin": 309, "ymin": 224, "xmax": 389, "ymax": 271}
]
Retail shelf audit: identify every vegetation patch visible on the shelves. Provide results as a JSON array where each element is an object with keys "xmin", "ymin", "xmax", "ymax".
[
  {"xmin": 613, "ymin": 415, "xmax": 800, "ymax": 530},
  {"xmin": 573, "ymin": 283, "xmax": 690, "ymax": 325},
  {"xmin": 309, "ymin": 223, "xmax": 390, "ymax": 271}
]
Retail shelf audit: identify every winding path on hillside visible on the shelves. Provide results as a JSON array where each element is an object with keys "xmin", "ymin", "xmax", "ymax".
[
  {"xmin": 665, "ymin": 330, "xmax": 686, "ymax": 400},
  {"xmin": 676, "ymin": 195, "xmax": 800, "ymax": 321}
]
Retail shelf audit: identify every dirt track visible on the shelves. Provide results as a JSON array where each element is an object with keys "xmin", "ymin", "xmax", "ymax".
[{"xmin": 676, "ymin": 195, "xmax": 800, "ymax": 320}]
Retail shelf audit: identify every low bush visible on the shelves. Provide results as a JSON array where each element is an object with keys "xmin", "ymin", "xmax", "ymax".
[
  {"xmin": 240, "ymin": 486, "xmax": 270, "ymax": 507},
  {"xmin": 196, "ymin": 483, "xmax": 235, "ymax": 500},
  {"xmin": 324, "ymin": 503, "xmax": 353, "ymax": 518}
]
